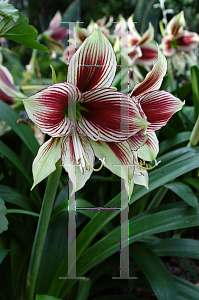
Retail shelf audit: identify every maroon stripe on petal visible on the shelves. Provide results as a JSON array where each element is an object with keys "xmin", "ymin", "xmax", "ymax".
[
  {"xmin": 139, "ymin": 90, "xmax": 184, "ymax": 131},
  {"xmin": 23, "ymin": 82, "xmax": 83, "ymax": 137},
  {"xmin": 67, "ymin": 29, "xmax": 117, "ymax": 91},
  {"xmin": 130, "ymin": 49, "xmax": 167, "ymax": 99},
  {"xmin": 77, "ymin": 88, "xmax": 148, "ymax": 142}
]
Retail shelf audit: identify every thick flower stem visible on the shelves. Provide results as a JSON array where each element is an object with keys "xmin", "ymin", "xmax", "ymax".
[{"xmin": 25, "ymin": 160, "xmax": 62, "ymax": 300}]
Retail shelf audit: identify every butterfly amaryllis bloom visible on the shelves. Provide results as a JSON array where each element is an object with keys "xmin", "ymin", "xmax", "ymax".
[{"xmin": 23, "ymin": 29, "xmax": 149, "ymax": 194}]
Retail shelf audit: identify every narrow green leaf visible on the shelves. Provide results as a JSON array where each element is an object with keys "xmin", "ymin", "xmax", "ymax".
[
  {"xmin": 7, "ymin": 209, "xmax": 39, "ymax": 217},
  {"xmin": 159, "ymin": 131, "xmax": 191, "ymax": 155},
  {"xmin": 130, "ymin": 147, "xmax": 199, "ymax": 204},
  {"xmin": 164, "ymin": 182, "xmax": 198, "ymax": 208},
  {"xmin": 173, "ymin": 275, "xmax": 199, "ymax": 300},
  {"xmin": 190, "ymin": 65, "xmax": 199, "ymax": 121},
  {"xmin": 0, "ymin": 185, "xmax": 33, "ymax": 211},
  {"xmin": 0, "ymin": 0, "xmax": 19, "ymax": 22},
  {"xmin": 0, "ymin": 248, "xmax": 9, "ymax": 264},
  {"xmin": 183, "ymin": 177, "xmax": 199, "ymax": 192},
  {"xmin": 0, "ymin": 140, "xmax": 32, "ymax": 185},
  {"xmin": 0, "ymin": 101, "xmax": 39, "ymax": 156},
  {"xmin": 0, "ymin": 197, "xmax": 8, "ymax": 233},
  {"xmin": 147, "ymin": 238, "xmax": 199, "ymax": 259},
  {"xmin": 75, "ymin": 278, "xmax": 91, "ymax": 300},
  {"xmin": 131, "ymin": 245, "xmax": 177, "ymax": 300},
  {"xmin": 36, "ymin": 295, "xmax": 61, "ymax": 300},
  {"xmin": 0, "ymin": 13, "xmax": 48, "ymax": 52}
]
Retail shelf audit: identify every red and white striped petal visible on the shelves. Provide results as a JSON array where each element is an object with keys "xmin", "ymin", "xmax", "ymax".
[
  {"xmin": 89, "ymin": 138, "xmax": 135, "ymax": 182},
  {"xmin": 137, "ymin": 43, "xmax": 158, "ymax": 65},
  {"xmin": 130, "ymin": 48, "xmax": 167, "ymax": 99},
  {"xmin": 139, "ymin": 90, "xmax": 185, "ymax": 131},
  {"xmin": 176, "ymin": 31, "xmax": 199, "ymax": 52},
  {"xmin": 77, "ymin": 88, "xmax": 149, "ymax": 142},
  {"xmin": 138, "ymin": 131, "xmax": 159, "ymax": 161},
  {"xmin": 67, "ymin": 28, "xmax": 117, "ymax": 92},
  {"xmin": 23, "ymin": 82, "xmax": 83, "ymax": 137},
  {"xmin": 31, "ymin": 137, "xmax": 62, "ymax": 189},
  {"xmin": 138, "ymin": 23, "xmax": 154, "ymax": 46},
  {"xmin": 126, "ymin": 130, "xmax": 148, "ymax": 151},
  {"xmin": 162, "ymin": 35, "xmax": 177, "ymax": 57},
  {"xmin": 167, "ymin": 11, "xmax": 185, "ymax": 36},
  {"xmin": 61, "ymin": 131, "xmax": 95, "ymax": 194}
]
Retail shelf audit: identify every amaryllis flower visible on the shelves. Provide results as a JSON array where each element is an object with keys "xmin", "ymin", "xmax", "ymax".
[
  {"xmin": 43, "ymin": 11, "xmax": 68, "ymax": 58},
  {"xmin": 0, "ymin": 64, "xmax": 25, "ymax": 105},
  {"xmin": 23, "ymin": 29, "xmax": 148, "ymax": 194},
  {"xmin": 113, "ymin": 15, "xmax": 158, "ymax": 86},
  {"xmin": 90, "ymin": 49, "xmax": 184, "ymax": 193},
  {"xmin": 60, "ymin": 16, "xmax": 113, "ymax": 64},
  {"xmin": 161, "ymin": 11, "xmax": 199, "ymax": 71}
]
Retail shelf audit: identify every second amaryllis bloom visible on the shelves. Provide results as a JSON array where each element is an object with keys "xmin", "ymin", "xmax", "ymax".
[
  {"xmin": 161, "ymin": 11, "xmax": 199, "ymax": 71},
  {"xmin": 23, "ymin": 29, "xmax": 148, "ymax": 194}
]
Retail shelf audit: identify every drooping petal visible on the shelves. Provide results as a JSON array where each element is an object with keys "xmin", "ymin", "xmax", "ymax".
[
  {"xmin": 138, "ymin": 131, "xmax": 159, "ymax": 161},
  {"xmin": 130, "ymin": 48, "xmax": 167, "ymax": 99},
  {"xmin": 77, "ymin": 88, "xmax": 149, "ymax": 142},
  {"xmin": 137, "ymin": 43, "xmax": 158, "ymax": 65},
  {"xmin": 167, "ymin": 11, "xmax": 185, "ymax": 36},
  {"xmin": 31, "ymin": 137, "xmax": 62, "ymax": 189},
  {"xmin": 67, "ymin": 28, "xmax": 117, "ymax": 91},
  {"xmin": 23, "ymin": 82, "xmax": 82, "ymax": 137},
  {"xmin": 61, "ymin": 132, "xmax": 95, "ymax": 194},
  {"xmin": 89, "ymin": 138, "xmax": 135, "ymax": 183},
  {"xmin": 139, "ymin": 90, "xmax": 184, "ymax": 131},
  {"xmin": 126, "ymin": 130, "xmax": 148, "ymax": 151}
]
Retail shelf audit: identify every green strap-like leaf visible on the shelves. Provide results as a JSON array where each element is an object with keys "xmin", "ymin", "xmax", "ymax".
[
  {"xmin": 173, "ymin": 275, "xmax": 199, "ymax": 300},
  {"xmin": 36, "ymin": 295, "xmax": 62, "ymax": 300},
  {"xmin": 164, "ymin": 182, "xmax": 198, "ymax": 208},
  {"xmin": 0, "ymin": 185, "xmax": 33, "ymax": 211},
  {"xmin": 130, "ymin": 245, "xmax": 177, "ymax": 300},
  {"xmin": 0, "ymin": 140, "xmax": 32, "ymax": 185},
  {"xmin": 0, "ymin": 0, "xmax": 19, "ymax": 22},
  {"xmin": 147, "ymin": 238, "xmax": 199, "ymax": 259},
  {"xmin": 0, "ymin": 13, "xmax": 48, "ymax": 52},
  {"xmin": 0, "ymin": 101, "xmax": 39, "ymax": 156}
]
